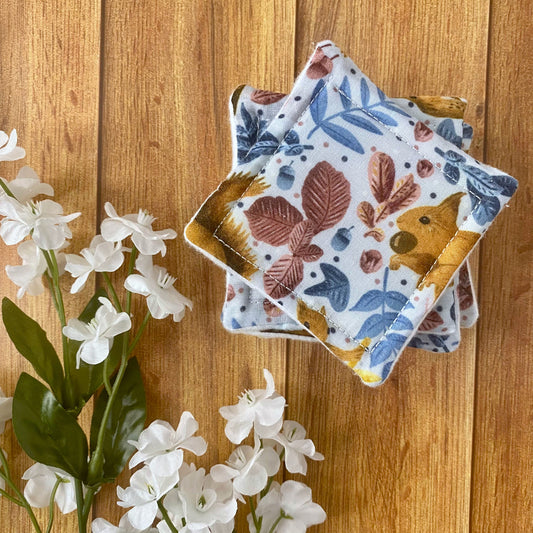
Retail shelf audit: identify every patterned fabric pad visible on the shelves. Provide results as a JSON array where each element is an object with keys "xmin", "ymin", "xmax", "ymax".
[{"xmin": 185, "ymin": 41, "xmax": 516, "ymax": 386}]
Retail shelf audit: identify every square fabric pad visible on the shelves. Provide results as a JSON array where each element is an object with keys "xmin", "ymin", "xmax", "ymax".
[
  {"xmin": 222, "ymin": 86, "xmax": 479, "ymax": 353},
  {"xmin": 186, "ymin": 41, "xmax": 517, "ymax": 386}
]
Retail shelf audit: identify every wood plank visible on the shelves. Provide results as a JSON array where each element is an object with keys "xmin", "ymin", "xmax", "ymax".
[
  {"xmin": 0, "ymin": 1, "xmax": 101, "ymax": 531},
  {"xmin": 471, "ymin": 0, "xmax": 533, "ymax": 530},
  {"xmin": 288, "ymin": 1, "xmax": 489, "ymax": 531},
  {"xmin": 94, "ymin": 0, "xmax": 295, "ymax": 527}
]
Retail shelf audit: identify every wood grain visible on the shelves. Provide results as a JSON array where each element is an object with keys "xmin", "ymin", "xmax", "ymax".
[
  {"xmin": 289, "ymin": 1, "xmax": 489, "ymax": 531},
  {"xmin": 93, "ymin": 0, "xmax": 295, "ymax": 529},
  {"xmin": 471, "ymin": 0, "xmax": 533, "ymax": 530},
  {"xmin": 0, "ymin": 1, "xmax": 531, "ymax": 532},
  {"xmin": 0, "ymin": 1, "xmax": 101, "ymax": 532}
]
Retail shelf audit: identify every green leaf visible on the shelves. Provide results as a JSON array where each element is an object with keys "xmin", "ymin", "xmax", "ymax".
[
  {"xmin": 2, "ymin": 298, "xmax": 64, "ymax": 402},
  {"xmin": 89, "ymin": 357, "xmax": 146, "ymax": 483},
  {"xmin": 67, "ymin": 289, "xmax": 123, "ymax": 413},
  {"xmin": 13, "ymin": 373, "xmax": 88, "ymax": 480}
]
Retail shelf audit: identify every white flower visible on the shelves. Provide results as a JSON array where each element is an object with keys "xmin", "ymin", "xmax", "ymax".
[
  {"xmin": 0, "ymin": 196, "xmax": 80, "ymax": 250},
  {"xmin": 65, "ymin": 235, "xmax": 125, "ymax": 293},
  {"xmin": 129, "ymin": 413, "xmax": 207, "ymax": 477},
  {"xmin": 100, "ymin": 202, "xmax": 177, "ymax": 256},
  {"xmin": 0, "ymin": 130, "xmax": 25, "ymax": 162},
  {"xmin": 210, "ymin": 438, "xmax": 280, "ymax": 500},
  {"xmin": 270, "ymin": 421, "xmax": 324, "ymax": 475},
  {"xmin": 92, "ymin": 515, "xmax": 158, "ymax": 533},
  {"xmin": 5, "ymin": 240, "xmax": 48, "ymax": 298},
  {"xmin": 117, "ymin": 465, "xmax": 179, "ymax": 530},
  {"xmin": 162, "ymin": 466, "xmax": 236, "ymax": 532},
  {"xmin": 22, "ymin": 463, "xmax": 79, "ymax": 514},
  {"xmin": 0, "ymin": 388, "xmax": 12, "ymax": 435},
  {"xmin": 124, "ymin": 255, "xmax": 192, "ymax": 321},
  {"xmin": 0, "ymin": 166, "xmax": 54, "ymax": 202},
  {"xmin": 63, "ymin": 297, "xmax": 131, "ymax": 367},
  {"xmin": 219, "ymin": 369, "xmax": 285, "ymax": 444},
  {"xmin": 254, "ymin": 481, "xmax": 326, "ymax": 533}
]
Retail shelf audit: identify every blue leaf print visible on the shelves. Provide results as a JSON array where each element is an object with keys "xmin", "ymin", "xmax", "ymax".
[
  {"xmin": 356, "ymin": 313, "xmax": 385, "ymax": 338},
  {"xmin": 380, "ymin": 101, "xmax": 411, "ymax": 117},
  {"xmin": 231, "ymin": 318, "xmax": 242, "ymax": 329},
  {"xmin": 369, "ymin": 110, "xmax": 398, "ymax": 127},
  {"xmin": 471, "ymin": 194, "xmax": 500, "ymax": 224},
  {"xmin": 341, "ymin": 114, "xmax": 383, "ymax": 135},
  {"xmin": 387, "ymin": 333, "xmax": 408, "ymax": 348},
  {"xmin": 491, "ymin": 174, "xmax": 517, "ymax": 197},
  {"xmin": 450, "ymin": 301, "xmax": 456, "ymax": 322},
  {"xmin": 428, "ymin": 334, "xmax": 450, "ymax": 353},
  {"xmin": 462, "ymin": 123, "xmax": 474, "ymax": 142},
  {"xmin": 360, "ymin": 78, "xmax": 370, "ymax": 107},
  {"xmin": 385, "ymin": 291, "xmax": 408, "ymax": 311},
  {"xmin": 408, "ymin": 337, "xmax": 427, "ymax": 349},
  {"xmin": 370, "ymin": 333, "xmax": 408, "ymax": 367},
  {"xmin": 349, "ymin": 290, "xmax": 384, "ymax": 312},
  {"xmin": 389, "ymin": 314, "xmax": 413, "ymax": 331},
  {"xmin": 339, "ymin": 76, "xmax": 352, "ymax": 110},
  {"xmin": 320, "ymin": 122, "xmax": 364, "ymax": 153},
  {"xmin": 381, "ymin": 361, "xmax": 394, "ymax": 379},
  {"xmin": 377, "ymin": 87, "xmax": 386, "ymax": 102},
  {"xmin": 434, "ymin": 147, "xmax": 466, "ymax": 163},
  {"xmin": 443, "ymin": 162, "xmax": 460, "ymax": 185},
  {"xmin": 436, "ymin": 118, "xmax": 462, "ymax": 148},
  {"xmin": 285, "ymin": 130, "xmax": 300, "ymax": 145},
  {"xmin": 303, "ymin": 263, "xmax": 350, "ymax": 312},
  {"xmin": 310, "ymin": 79, "xmax": 327, "ymax": 123},
  {"xmin": 463, "ymin": 165, "xmax": 506, "ymax": 196},
  {"xmin": 240, "ymin": 103, "xmax": 256, "ymax": 137},
  {"xmin": 369, "ymin": 340, "xmax": 392, "ymax": 366}
]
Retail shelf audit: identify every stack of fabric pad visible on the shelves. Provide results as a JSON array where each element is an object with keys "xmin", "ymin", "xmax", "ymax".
[{"xmin": 185, "ymin": 41, "xmax": 517, "ymax": 387}]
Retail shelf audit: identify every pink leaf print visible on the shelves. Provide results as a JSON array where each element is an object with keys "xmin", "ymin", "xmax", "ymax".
[
  {"xmin": 306, "ymin": 47, "xmax": 335, "ymax": 79},
  {"xmin": 301, "ymin": 161, "xmax": 351, "ymax": 233},
  {"xmin": 226, "ymin": 284, "xmax": 235, "ymax": 302},
  {"xmin": 298, "ymin": 244, "xmax": 324, "ymax": 262},
  {"xmin": 368, "ymin": 151, "xmax": 395, "ymax": 203},
  {"xmin": 364, "ymin": 228, "xmax": 385, "ymax": 242},
  {"xmin": 386, "ymin": 174, "xmax": 421, "ymax": 213},
  {"xmin": 263, "ymin": 298, "xmax": 284, "ymax": 317},
  {"xmin": 419, "ymin": 310, "xmax": 444, "ymax": 331},
  {"xmin": 417, "ymin": 159, "xmax": 434, "ymax": 178},
  {"xmin": 458, "ymin": 264, "xmax": 474, "ymax": 310},
  {"xmin": 288, "ymin": 220, "xmax": 316, "ymax": 255},
  {"xmin": 250, "ymin": 89, "xmax": 286, "ymax": 105},
  {"xmin": 414, "ymin": 121, "xmax": 434, "ymax": 142},
  {"xmin": 360, "ymin": 250, "xmax": 383, "ymax": 273},
  {"xmin": 357, "ymin": 201, "xmax": 375, "ymax": 228},
  {"xmin": 263, "ymin": 254, "xmax": 304, "ymax": 300},
  {"xmin": 245, "ymin": 196, "xmax": 303, "ymax": 246}
]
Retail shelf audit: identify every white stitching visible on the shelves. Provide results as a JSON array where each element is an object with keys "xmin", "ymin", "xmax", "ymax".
[{"xmin": 211, "ymin": 75, "xmax": 485, "ymax": 357}]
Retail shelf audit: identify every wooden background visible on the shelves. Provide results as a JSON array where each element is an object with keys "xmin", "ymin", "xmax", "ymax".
[{"xmin": 0, "ymin": 1, "xmax": 531, "ymax": 531}]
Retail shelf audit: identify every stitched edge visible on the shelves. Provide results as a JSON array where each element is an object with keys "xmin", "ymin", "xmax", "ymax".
[
  {"xmin": 210, "ymin": 73, "xmax": 488, "ymax": 360},
  {"xmin": 229, "ymin": 94, "xmax": 468, "ymax": 334}
]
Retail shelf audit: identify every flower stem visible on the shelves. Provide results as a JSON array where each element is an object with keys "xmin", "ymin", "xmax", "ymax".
[
  {"xmin": 0, "ymin": 449, "xmax": 43, "ymax": 532},
  {"xmin": 157, "ymin": 500, "xmax": 179, "ymax": 533},
  {"xmin": 126, "ymin": 310, "xmax": 151, "ymax": 355},
  {"xmin": 45, "ymin": 477, "xmax": 62, "ymax": 533},
  {"xmin": 268, "ymin": 512, "xmax": 286, "ymax": 533},
  {"xmin": 102, "ymin": 272, "xmax": 122, "ymax": 312},
  {"xmin": 80, "ymin": 486, "xmax": 97, "ymax": 528},
  {"xmin": 0, "ymin": 180, "xmax": 15, "ymax": 198},
  {"xmin": 74, "ymin": 478, "xmax": 86, "ymax": 533},
  {"xmin": 248, "ymin": 496, "xmax": 260, "ymax": 531}
]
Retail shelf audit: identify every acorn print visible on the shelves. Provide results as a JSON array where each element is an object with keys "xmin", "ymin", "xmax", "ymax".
[
  {"xmin": 331, "ymin": 226, "xmax": 354, "ymax": 251},
  {"xmin": 277, "ymin": 160, "xmax": 295, "ymax": 190}
]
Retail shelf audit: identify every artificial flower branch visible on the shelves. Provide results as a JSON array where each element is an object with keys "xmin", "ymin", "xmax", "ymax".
[{"xmin": 0, "ymin": 129, "xmax": 326, "ymax": 532}]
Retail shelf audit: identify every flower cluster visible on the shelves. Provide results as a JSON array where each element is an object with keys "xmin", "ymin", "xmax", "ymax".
[
  {"xmin": 0, "ymin": 128, "xmax": 194, "ymax": 533},
  {"xmin": 97, "ymin": 370, "xmax": 326, "ymax": 533}
]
